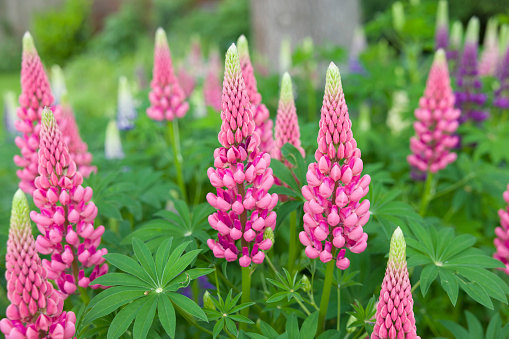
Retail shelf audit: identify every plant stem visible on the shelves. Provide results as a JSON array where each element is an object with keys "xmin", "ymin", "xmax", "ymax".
[
  {"xmin": 419, "ymin": 171, "xmax": 433, "ymax": 216},
  {"xmin": 432, "ymin": 173, "xmax": 475, "ymax": 200},
  {"xmin": 411, "ymin": 280, "xmax": 421, "ymax": 293},
  {"xmin": 214, "ymin": 265, "xmax": 221, "ymax": 294},
  {"xmin": 240, "ymin": 266, "xmax": 251, "ymax": 331},
  {"xmin": 296, "ymin": 298, "xmax": 311, "ymax": 316},
  {"xmin": 287, "ymin": 211, "xmax": 298, "ymax": 275},
  {"xmin": 174, "ymin": 302, "xmax": 213, "ymax": 336},
  {"xmin": 337, "ymin": 283, "xmax": 341, "ymax": 331},
  {"xmin": 317, "ymin": 258, "xmax": 336, "ymax": 336},
  {"xmin": 167, "ymin": 120, "xmax": 187, "ymax": 202},
  {"xmin": 265, "ymin": 255, "xmax": 277, "ymax": 274}
]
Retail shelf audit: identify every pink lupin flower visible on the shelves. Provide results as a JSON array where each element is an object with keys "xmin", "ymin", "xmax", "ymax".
[
  {"xmin": 30, "ymin": 108, "xmax": 108, "ymax": 297},
  {"xmin": 272, "ymin": 72, "xmax": 305, "ymax": 161},
  {"xmin": 58, "ymin": 96, "xmax": 96, "ymax": 178},
  {"xmin": 407, "ymin": 49, "xmax": 459, "ymax": 175},
  {"xmin": 203, "ymin": 48, "xmax": 222, "ymax": 111},
  {"xmin": 237, "ymin": 35, "xmax": 275, "ymax": 155},
  {"xmin": 0, "ymin": 189, "xmax": 76, "ymax": 339},
  {"xmin": 206, "ymin": 44, "xmax": 278, "ymax": 267},
  {"xmin": 300, "ymin": 63, "xmax": 370, "ymax": 270},
  {"xmin": 146, "ymin": 28, "xmax": 189, "ymax": 121},
  {"xmin": 479, "ymin": 18, "xmax": 499, "ymax": 77},
  {"xmin": 13, "ymin": 32, "xmax": 56, "ymax": 195},
  {"xmin": 494, "ymin": 183, "xmax": 509, "ymax": 275},
  {"xmin": 372, "ymin": 227, "xmax": 420, "ymax": 339}
]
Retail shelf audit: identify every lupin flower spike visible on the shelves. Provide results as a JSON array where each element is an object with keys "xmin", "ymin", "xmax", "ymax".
[
  {"xmin": 117, "ymin": 76, "xmax": 138, "ymax": 130},
  {"xmin": 372, "ymin": 227, "xmax": 420, "ymax": 339},
  {"xmin": 13, "ymin": 32, "xmax": 56, "ymax": 195},
  {"xmin": 0, "ymin": 190, "xmax": 76, "ymax": 339},
  {"xmin": 50, "ymin": 65, "xmax": 67, "ymax": 105},
  {"xmin": 272, "ymin": 72, "xmax": 305, "ymax": 161},
  {"xmin": 455, "ymin": 17, "xmax": 488, "ymax": 123},
  {"xmin": 300, "ymin": 63, "xmax": 371, "ymax": 270},
  {"xmin": 494, "ymin": 184, "xmax": 509, "ymax": 275},
  {"xmin": 147, "ymin": 28, "xmax": 189, "ymax": 121},
  {"xmin": 59, "ymin": 95, "xmax": 96, "ymax": 177},
  {"xmin": 495, "ymin": 41, "xmax": 509, "ymax": 109},
  {"xmin": 105, "ymin": 120, "xmax": 125, "ymax": 160},
  {"xmin": 206, "ymin": 44, "xmax": 278, "ymax": 267},
  {"xmin": 237, "ymin": 35, "xmax": 275, "ymax": 155},
  {"xmin": 446, "ymin": 20, "xmax": 463, "ymax": 68},
  {"xmin": 434, "ymin": 0, "xmax": 449, "ymax": 51},
  {"xmin": 479, "ymin": 18, "xmax": 499, "ymax": 77},
  {"xmin": 30, "ymin": 108, "xmax": 108, "ymax": 297},
  {"xmin": 203, "ymin": 48, "xmax": 222, "ymax": 111},
  {"xmin": 407, "ymin": 50, "xmax": 459, "ymax": 177}
]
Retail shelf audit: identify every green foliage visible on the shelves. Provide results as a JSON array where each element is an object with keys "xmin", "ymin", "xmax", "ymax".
[
  {"xmin": 266, "ymin": 268, "xmax": 306, "ymax": 304},
  {"xmin": 346, "ymin": 296, "xmax": 377, "ymax": 336},
  {"xmin": 81, "ymin": 238, "xmax": 211, "ymax": 338},
  {"xmin": 438, "ymin": 311, "xmax": 509, "ymax": 339},
  {"xmin": 32, "ymin": 0, "xmax": 91, "ymax": 65},
  {"xmin": 406, "ymin": 222, "xmax": 509, "ymax": 309},
  {"xmin": 204, "ymin": 290, "xmax": 255, "ymax": 338}
]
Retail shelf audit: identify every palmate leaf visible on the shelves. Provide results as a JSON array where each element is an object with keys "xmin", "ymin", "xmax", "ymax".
[
  {"xmin": 405, "ymin": 221, "xmax": 507, "ymax": 309},
  {"xmin": 86, "ymin": 238, "xmax": 212, "ymax": 338},
  {"xmin": 440, "ymin": 311, "xmax": 509, "ymax": 339}
]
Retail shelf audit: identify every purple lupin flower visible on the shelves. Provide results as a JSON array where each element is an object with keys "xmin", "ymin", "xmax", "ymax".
[
  {"xmin": 434, "ymin": 0, "xmax": 449, "ymax": 51},
  {"xmin": 455, "ymin": 17, "xmax": 488, "ymax": 123}
]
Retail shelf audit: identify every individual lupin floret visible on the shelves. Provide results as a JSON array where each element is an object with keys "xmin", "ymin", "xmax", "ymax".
[
  {"xmin": 58, "ymin": 95, "xmax": 96, "ymax": 177},
  {"xmin": 206, "ymin": 44, "xmax": 278, "ymax": 267},
  {"xmin": 146, "ymin": 28, "xmax": 189, "ymax": 121},
  {"xmin": 0, "ymin": 190, "xmax": 76, "ymax": 339},
  {"xmin": 494, "ymin": 184, "xmax": 509, "ymax": 275},
  {"xmin": 30, "ymin": 108, "xmax": 108, "ymax": 297},
  {"xmin": 272, "ymin": 72, "xmax": 305, "ymax": 161},
  {"xmin": 203, "ymin": 48, "xmax": 222, "ymax": 111},
  {"xmin": 479, "ymin": 18, "xmax": 499, "ymax": 77},
  {"xmin": 237, "ymin": 35, "xmax": 275, "ymax": 155},
  {"xmin": 299, "ymin": 63, "xmax": 371, "ymax": 270},
  {"xmin": 455, "ymin": 17, "xmax": 488, "ymax": 123},
  {"xmin": 407, "ymin": 50, "xmax": 459, "ymax": 176},
  {"xmin": 434, "ymin": 0, "xmax": 449, "ymax": 51},
  {"xmin": 372, "ymin": 227, "xmax": 420, "ymax": 339},
  {"xmin": 13, "ymin": 32, "xmax": 56, "ymax": 195}
]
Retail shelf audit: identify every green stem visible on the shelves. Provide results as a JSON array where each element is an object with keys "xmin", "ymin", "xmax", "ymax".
[
  {"xmin": 174, "ymin": 302, "xmax": 213, "ymax": 336},
  {"xmin": 317, "ymin": 258, "xmax": 336, "ymax": 336},
  {"xmin": 240, "ymin": 266, "xmax": 252, "ymax": 331},
  {"xmin": 432, "ymin": 173, "xmax": 475, "ymax": 200},
  {"xmin": 411, "ymin": 280, "xmax": 421, "ymax": 293},
  {"xmin": 337, "ymin": 283, "xmax": 341, "ymax": 331},
  {"xmin": 419, "ymin": 171, "xmax": 433, "ymax": 216},
  {"xmin": 214, "ymin": 266, "xmax": 221, "ymax": 294},
  {"xmin": 167, "ymin": 120, "xmax": 187, "ymax": 202},
  {"xmin": 287, "ymin": 211, "xmax": 298, "ymax": 274},
  {"xmin": 296, "ymin": 298, "xmax": 311, "ymax": 316},
  {"xmin": 265, "ymin": 254, "xmax": 277, "ymax": 274}
]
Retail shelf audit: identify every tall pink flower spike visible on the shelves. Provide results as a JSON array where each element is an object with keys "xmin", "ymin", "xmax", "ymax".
[
  {"xmin": 300, "ymin": 63, "xmax": 370, "ymax": 270},
  {"xmin": 203, "ymin": 48, "xmax": 222, "ymax": 111},
  {"xmin": 407, "ymin": 49, "xmax": 459, "ymax": 174},
  {"xmin": 147, "ymin": 28, "xmax": 189, "ymax": 121},
  {"xmin": 1, "ymin": 190, "xmax": 76, "ymax": 339},
  {"xmin": 59, "ymin": 95, "xmax": 97, "ymax": 178},
  {"xmin": 13, "ymin": 32, "xmax": 56, "ymax": 195},
  {"xmin": 206, "ymin": 44, "xmax": 278, "ymax": 267},
  {"xmin": 272, "ymin": 72, "xmax": 305, "ymax": 161},
  {"xmin": 479, "ymin": 18, "xmax": 499, "ymax": 77},
  {"xmin": 30, "ymin": 108, "xmax": 108, "ymax": 297},
  {"xmin": 237, "ymin": 35, "xmax": 275, "ymax": 155},
  {"xmin": 494, "ymin": 183, "xmax": 509, "ymax": 275},
  {"xmin": 372, "ymin": 227, "xmax": 420, "ymax": 339}
]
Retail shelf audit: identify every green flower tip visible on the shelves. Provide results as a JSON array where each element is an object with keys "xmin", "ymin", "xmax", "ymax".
[
  {"xmin": 389, "ymin": 226, "xmax": 406, "ymax": 265},
  {"xmin": 280, "ymin": 72, "xmax": 294, "ymax": 103},
  {"xmin": 155, "ymin": 27, "xmax": 168, "ymax": 47},
  {"xmin": 434, "ymin": 49, "xmax": 447, "ymax": 65},
  {"xmin": 22, "ymin": 31, "xmax": 36, "ymax": 54},
  {"xmin": 41, "ymin": 107, "xmax": 56, "ymax": 128},
  {"xmin": 392, "ymin": 1, "xmax": 405, "ymax": 31},
  {"xmin": 237, "ymin": 34, "xmax": 250, "ymax": 59},
  {"xmin": 263, "ymin": 226, "xmax": 274, "ymax": 244},
  {"xmin": 225, "ymin": 43, "xmax": 241, "ymax": 74},
  {"xmin": 450, "ymin": 21, "xmax": 464, "ymax": 47},
  {"xmin": 11, "ymin": 189, "xmax": 30, "ymax": 229},
  {"xmin": 436, "ymin": 0, "xmax": 448, "ymax": 28},
  {"xmin": 325, "ymin": 62, "xmax": 342, "ymax": 93},
  {"xmin": 465, "ymin": 17, "xmax": 480, "ymax": 43}
]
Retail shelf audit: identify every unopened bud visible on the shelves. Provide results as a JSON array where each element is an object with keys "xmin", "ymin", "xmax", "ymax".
[
  {"xmin": 263, "ymin": 227, "xmax": 274, "ymax": 244},
  {"xmin": 301, "ymin": 275, "xmax": 311, "ymax": 293}
]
